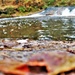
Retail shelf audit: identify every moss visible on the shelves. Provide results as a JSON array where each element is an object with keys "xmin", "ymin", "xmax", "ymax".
[
  {"xmin": 0, "ymin": 14, "xmax": 11, "ymax": 18},
  {"xmin": 4, "ymin": 7, "xmax": 15, "ymax": 15},
  {"xmin": 17, "ymin": 6, "xmax": 26, "ymax": 13}
]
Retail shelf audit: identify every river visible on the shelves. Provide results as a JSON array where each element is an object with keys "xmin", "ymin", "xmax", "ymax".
[{"xmin": 0, "ymin": 7, "xmax": 75, "ymax": 40}]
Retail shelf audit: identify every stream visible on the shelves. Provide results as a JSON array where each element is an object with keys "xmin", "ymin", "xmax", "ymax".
[{"xmin": 0, "ymin": 7, "xmax": 75, "ymax": 40}]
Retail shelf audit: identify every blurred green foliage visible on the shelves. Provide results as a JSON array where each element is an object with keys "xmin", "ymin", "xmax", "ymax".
[{"xmin": 18, "ymin": 6, "xmax": 26, "ymax": 13}]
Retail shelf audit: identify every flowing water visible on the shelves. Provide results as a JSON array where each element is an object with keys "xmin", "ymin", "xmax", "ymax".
[{"xmin": 0, "ymin": 7, "xmax": 75, "ymax": 40}]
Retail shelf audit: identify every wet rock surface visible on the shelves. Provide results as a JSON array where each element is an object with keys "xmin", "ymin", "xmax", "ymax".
[
  {"xmin": 0, "ymin": 39, "xmax": 75, "ymax": 62},
  {"xmin": 0, "ymin": 50, "xmax": 75, "ymax": 75},
  {"xmin": 0, "ymin": 39, "xmax": 75, "ymax": 75}
]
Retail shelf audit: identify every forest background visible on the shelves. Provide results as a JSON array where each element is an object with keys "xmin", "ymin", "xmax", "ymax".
[{"xmin": 0, "ymin": 0, "xmax": 75, "ymax": 17}]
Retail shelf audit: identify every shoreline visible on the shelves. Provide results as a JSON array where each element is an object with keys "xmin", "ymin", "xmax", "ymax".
[
  {"xmin": 0, "ymin": 9, "xmax": 44, "ymax": 19},
  {"xmin": 0, "ymin": 38, "xmax": 75, "ymax": 51}
]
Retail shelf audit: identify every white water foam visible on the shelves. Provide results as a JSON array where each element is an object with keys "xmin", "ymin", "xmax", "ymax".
[
  {"xmin": 0, "ymin": 13, "xmax": 45, "ymax": 21},
  {"xmin": 62, "ymin": 8, "xmax": 70, "ymax": 16}
]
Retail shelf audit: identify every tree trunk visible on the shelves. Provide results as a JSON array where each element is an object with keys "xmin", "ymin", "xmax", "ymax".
[{"xmin": 1, "ymin": 0, "xmax": 4, "ymax": 4}]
